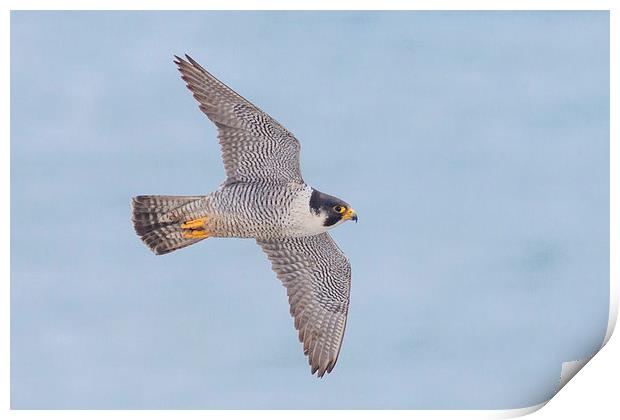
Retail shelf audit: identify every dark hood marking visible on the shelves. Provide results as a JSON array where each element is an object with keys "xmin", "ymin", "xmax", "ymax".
[{"xmin": 310, "ymin": 189, "xmax": 350, "ymax": 227}]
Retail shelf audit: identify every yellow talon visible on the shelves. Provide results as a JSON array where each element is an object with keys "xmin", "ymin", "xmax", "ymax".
[
  {"xmin": 181, "ymin": 217, "xmax": 208, "ymax": 229},
  {"xmin": 181, "ymin": 217, "xmax": 210, "ymax": 239},
  {"xmin": 182, "ymin": 229, "xmax": 210, "ymax": 239}
]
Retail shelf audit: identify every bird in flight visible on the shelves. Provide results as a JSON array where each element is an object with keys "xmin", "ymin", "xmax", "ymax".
[{"xmin": 132, "ymin": 55, "xmax": 357, "ymax": 377}]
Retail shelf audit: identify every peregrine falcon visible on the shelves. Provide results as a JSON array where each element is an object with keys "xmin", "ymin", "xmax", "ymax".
[{"xmin": 131, "ymin": 55, "xmax": 357, "ymax": 377}]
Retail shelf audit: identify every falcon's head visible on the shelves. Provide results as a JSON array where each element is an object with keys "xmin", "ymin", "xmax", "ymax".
[{"xmin": 310, "ymin": 189, "xmax": 358, "ymax": 227}]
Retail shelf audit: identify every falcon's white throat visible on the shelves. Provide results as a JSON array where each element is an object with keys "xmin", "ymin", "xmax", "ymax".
[{"xmin": 289, "ymin": 186, "xmax": 334, "ymax": 236}]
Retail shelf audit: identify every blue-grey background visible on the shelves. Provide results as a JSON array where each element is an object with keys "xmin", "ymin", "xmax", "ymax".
[{"xmin": 11, "ymin": 11, "xmax": 609, "ymax": 409}]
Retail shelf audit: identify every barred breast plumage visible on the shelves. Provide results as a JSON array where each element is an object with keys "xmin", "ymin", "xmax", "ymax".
[
  {"xmin": 166, "ymin": 182, "xmax": 325, "ymax": 239},
  {"xmin": 131, "ymin": 54, "xmax": 358, "ymax": 377}
]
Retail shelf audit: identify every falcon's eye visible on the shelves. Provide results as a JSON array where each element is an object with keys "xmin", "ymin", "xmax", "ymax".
[{"xmin": 333, "ymin": 205, "xmax": 346, "ymax": 214}]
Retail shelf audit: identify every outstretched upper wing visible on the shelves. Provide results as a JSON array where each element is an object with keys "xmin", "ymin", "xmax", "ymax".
[
  {"xmin": 257, "ymin": 232, "xmax": 351, "ymax": 377},
  {"xmin": 174, "ymin": 55, "xmax": 304, "ymax": 184}
]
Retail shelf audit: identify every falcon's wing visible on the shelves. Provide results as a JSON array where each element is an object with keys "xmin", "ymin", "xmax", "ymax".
[
  {"xmin": 175, "ymin": 55, "xmax": 304, "ymax": 184},
  {"xmin": 257, "ymin": 233, "xmax": 351, "ymax": 377}
]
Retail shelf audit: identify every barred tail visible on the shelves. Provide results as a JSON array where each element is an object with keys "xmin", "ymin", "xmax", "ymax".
[{"xmin": 131, "ymin": 195, "xmax": 208, "ymax": 255}]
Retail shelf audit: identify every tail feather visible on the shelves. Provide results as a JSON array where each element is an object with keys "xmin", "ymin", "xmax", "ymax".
[{"xmin": 131, "ymin": 195, "xmax": 207, "ymax": 255}]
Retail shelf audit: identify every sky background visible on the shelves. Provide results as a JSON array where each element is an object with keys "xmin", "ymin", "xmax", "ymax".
[{"xmin": 11, "ymin": 11, "xmax": 609, "ymax": 409}]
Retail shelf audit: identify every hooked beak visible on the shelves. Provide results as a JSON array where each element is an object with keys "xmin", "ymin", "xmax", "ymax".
[{"xmin": 343, "ymin": 208, "xmax": 358, "ymax": 223}]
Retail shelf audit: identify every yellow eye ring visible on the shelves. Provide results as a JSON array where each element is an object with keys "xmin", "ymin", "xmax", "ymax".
[{"xmin": 333, "ymin": 205, "xmax": 346, "ymax": 214}]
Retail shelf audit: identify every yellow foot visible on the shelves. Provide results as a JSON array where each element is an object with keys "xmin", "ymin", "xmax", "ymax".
[
  {"xmin": 182, "ymin": 229, "xmax": 210, "ymax": 239},
  {"xmin": 181, "ymin": 217, "xmax": 208, "ymax": 230},
  {"xmin": 181, "ymin": 216, "xmax": 210, "ymax": 239}
]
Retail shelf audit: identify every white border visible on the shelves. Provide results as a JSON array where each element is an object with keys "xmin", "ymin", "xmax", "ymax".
[
  {"xmin": 1, "ymin": 0, "xmax": 617, "ymax": 11},
  {"xmin": 3, "ymin": 1, "xmax": 617, "ymax": 418}
]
